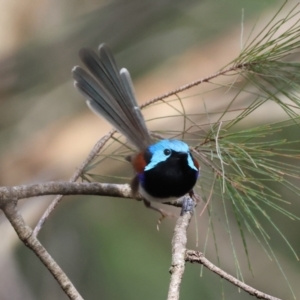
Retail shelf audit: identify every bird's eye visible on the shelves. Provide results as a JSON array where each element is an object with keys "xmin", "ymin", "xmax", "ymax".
[{"xmin": 164, "ymin": 149, "xmax": 171, "ymax": 156}]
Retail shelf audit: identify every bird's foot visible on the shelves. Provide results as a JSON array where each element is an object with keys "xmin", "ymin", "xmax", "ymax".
[
  {"xmin": 143, "ymin": 199, "xmax": 176, "ymax": 230},
  {"xmin": 180, "ymin": 195, "xmax": 195, "ymax": 216}
]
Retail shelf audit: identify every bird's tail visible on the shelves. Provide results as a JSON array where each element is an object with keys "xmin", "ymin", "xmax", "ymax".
[{"xmin": 72, "ymin": 44, "xmax": 152, "ymax": 150}]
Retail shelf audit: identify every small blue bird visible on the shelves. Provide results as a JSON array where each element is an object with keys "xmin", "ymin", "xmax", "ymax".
[{"xmin": 72, "ymin": 44, "xmax": 199, "ymax": 207}]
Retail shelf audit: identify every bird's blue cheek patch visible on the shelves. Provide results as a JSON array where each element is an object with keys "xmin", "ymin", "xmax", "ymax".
[
  {"xmin": 144, "ymin": 152, "xmax": 168, "ymax": 171},
  {"xmin": 187, "ymin": 154, "xmax": 198, "ymax": 171}
]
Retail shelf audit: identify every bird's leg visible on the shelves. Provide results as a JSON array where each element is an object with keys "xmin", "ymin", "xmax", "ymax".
[
  {"xmin": 189, "ymin": 189, "xmax": 202, "ymax": 204},
  {"xmin": 131, "ymin": 174, "xmax": 175, "ymax": 228},
  {"xmin": 143, "ymin": 199, "xmax": 176, "ymax": 230},
  {"xmin": 189, "ymin": 189, "xmax": 196, "ymax": 202}
]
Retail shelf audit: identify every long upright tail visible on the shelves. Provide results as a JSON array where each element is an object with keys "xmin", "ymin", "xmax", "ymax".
[{"xmin": 72, "ymin": 44, "xmax": 152, "ymax": 150}]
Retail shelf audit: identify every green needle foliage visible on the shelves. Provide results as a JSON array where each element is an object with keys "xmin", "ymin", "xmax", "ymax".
[
  {"xmin": 194, "ymin": 119, "xmax": 300, "ymax": 295},
  {"xmin": 83, "ymin": 2, "xmax": 300, "ymax": 298}
]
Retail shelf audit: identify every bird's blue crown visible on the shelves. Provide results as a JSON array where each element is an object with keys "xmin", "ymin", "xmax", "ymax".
[{"xmin": 144, "ymin": 139, "xmax": 198, "ymax": 171}]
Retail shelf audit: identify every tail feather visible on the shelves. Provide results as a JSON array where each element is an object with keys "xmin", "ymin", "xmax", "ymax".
[{"xmin": 72, "ymin": 44, "xmax": 152, "ymax": 150}]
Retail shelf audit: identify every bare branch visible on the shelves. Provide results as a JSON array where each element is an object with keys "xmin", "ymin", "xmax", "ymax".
[
  {"xmin": 0, "ymin": 182, "xmax": 285, "ymax": 300},
  {"xmin": 167, "ymin": 197, "xmax": 194, "ymax": 300},
  {"xmin": 2, "ymin": 202, "xmax": 84, "ymax": 300},
  {"xmin": 0, "ymin": 182, "xmax": 133, "ymax": 206},
  {"xmin": 185, "ymin": 250, "xmax": 282, "ymax": 300},
  {"xmin": 33, "ymin": 131, "xmax": 115, "ymax": 236},
  {"xmin": 0, "ymin": 181, "xmax": 192, "ymax": 209}
]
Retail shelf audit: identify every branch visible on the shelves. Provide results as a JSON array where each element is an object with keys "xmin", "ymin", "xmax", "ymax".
[
  {"xmin": 185, "ymin": 250, "xmax": 282, "ymax": 300},
  {"xmin": 0, "ymin": 182, "xmax": 133, "ymax": 205},
  {"xmin": 0, "ymin": 181, "xmax": 285, "ymax": 300},
  {"xmin": 0, "ymin": 181, "xmax": 190, "ymax": 208},
  {"xmin": 33, "ymin": 131, "xmax": 115, "ymax": 236},
  {"xmin": 2, "ymin": 202, "xmax": 84, "ymax": 300},
  {"xmin": 167, "ymin": 197, "xmax": 195, "ymax": 300}
]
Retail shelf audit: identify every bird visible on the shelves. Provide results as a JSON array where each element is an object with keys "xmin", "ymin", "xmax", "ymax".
[{"xmin": 72, "ymin": 44, "xmax": 200, "ymax": 211}]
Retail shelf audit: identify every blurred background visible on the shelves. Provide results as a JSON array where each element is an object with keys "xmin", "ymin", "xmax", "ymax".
[{"xmin": 0, "ymin": 0, "xmax": 299, "ymax": 299}]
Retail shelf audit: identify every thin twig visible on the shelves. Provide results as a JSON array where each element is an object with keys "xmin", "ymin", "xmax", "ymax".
[
  {"xmin": 185, "ymin": 250, "xmax": 282, "ymax": 300},
  {"xmin": 33, "ymin": 131, "xmax": 115, "ymax": 236},
  {"xmin": 2, "ymin": 202, "xmax": 84, "ymax": 300},
  {"xmin": 190, "ymin": 147, "xmax": 242, "ymax": 191},
  {"xmin": 141, "ymin": 65, "xmax": 243, "ymax": 108},
  {"xmin": 215, "ymin": 121, "xmax": 226, "ymax": 192},
  {"xmin": 199, "ymin": 173, "xmax": 216, "ymax": 217}
]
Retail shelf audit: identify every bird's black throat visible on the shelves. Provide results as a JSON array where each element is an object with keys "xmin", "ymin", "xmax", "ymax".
[{"xmin": 141, "ymin": 151, "xmax": 198, "ymax": 199}]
